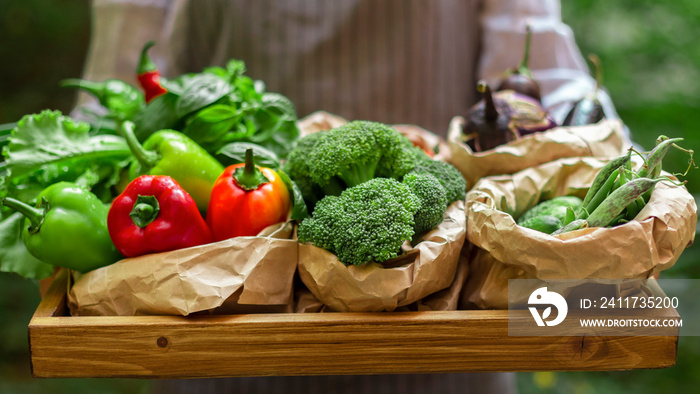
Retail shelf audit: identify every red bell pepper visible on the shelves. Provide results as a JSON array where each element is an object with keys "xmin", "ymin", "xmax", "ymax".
[
  {"xmin": 207, "ymin": 149, "xmax": 290, "ymax": 241},
  {"xmin": 108, "ymin": 175, "xmax": 213, "ymax": 257},
  {"xmin": 137, "ymin": 41, "xmax": 168, "ymax": 103}
]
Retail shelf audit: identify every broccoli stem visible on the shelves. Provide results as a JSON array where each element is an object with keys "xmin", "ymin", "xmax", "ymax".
[
  {"xmin": 339, "ymin": 161, "xmax": 379, "ymax": 187},
  {"xmin": 321, "ymin": 177, "xmax": 346, "ymax": 196}
]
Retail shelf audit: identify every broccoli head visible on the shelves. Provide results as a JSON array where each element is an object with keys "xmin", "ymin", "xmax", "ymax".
[
  {"xmin": 283, "ymin": 131, "xmax": 343, "ymax": 211},
  {"xmin": 298, "ymin": 177, "xmax": 421, "ymax": 266},
  {"xmin": 402, "ymin": 172, "xmax": 448, "ymax": 235},
  {"xmin": 410, "ymin": 156, "xmax": 467, "ymax": 204},
  {"xmin": 306, "ymin": 121, "xmax": 421, "ymax": 188}
]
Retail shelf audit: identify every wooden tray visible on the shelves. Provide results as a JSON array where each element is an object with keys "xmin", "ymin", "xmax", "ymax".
[{"xmin": 29, "ymin": 270, "xmax": 679, "ymax": 379}]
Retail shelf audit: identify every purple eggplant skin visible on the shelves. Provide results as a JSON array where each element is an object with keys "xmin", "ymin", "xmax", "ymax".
[
  {"xmin": 507, "ymin": 91, "xmax": 557, "ymax": 137},
  {"xmin": 498, "ymin": 74, "xmax": 542, "ymax": 103},
  {"xmin": 464, "ymin": 90, "xmax": 517, "ymax": 151},
  {"xmin": 463, "ymin": 81, "xmax": 557, "ymax": 152}
]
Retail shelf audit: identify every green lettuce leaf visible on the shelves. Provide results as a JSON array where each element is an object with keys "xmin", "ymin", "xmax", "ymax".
[
  {"xmin": 2, "ymin": 110, "xmax": 131, "ymax": 178},
  {"xmin": 0, "ymin": 212, "xmax": 53, "ymax": 280}
]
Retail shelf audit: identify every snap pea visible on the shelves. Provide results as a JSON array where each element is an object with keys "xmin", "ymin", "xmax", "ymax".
[
  {"xmin": 637, "ymin": 137, "xmax": 683, "ymax": 178},
  {"xmin": 587, "ymin": 177, "xmax": 661, "ymax": 228},
  {"xmin": 552, "ymin": 219, "xmax": 588, "ymax": 235},
  {"xmin": 625, "ymin": 196, "xmax": 644, "ymax": 221},
  {"xmin": 580, "ymin": 152, "xmax": 631, "ymax": 210},
  {"xmin": 585, "ymin": 168, "xmax": 620, "ymax": 214},
  {"xmin": 563, "ymin": 206, "xmax": 576, "ymax": 226}
]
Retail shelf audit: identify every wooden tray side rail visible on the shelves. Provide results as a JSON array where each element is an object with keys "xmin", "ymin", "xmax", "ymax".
[{"xmin": 29, "ymin": 271, "xmax": 679, "ymax": 379}]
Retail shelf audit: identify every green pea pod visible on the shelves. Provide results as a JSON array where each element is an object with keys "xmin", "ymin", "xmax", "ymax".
[
  {"xmin": 625, "ymin": 196, "xmax": 644, "ymax": 221},
  {"xmin": 636, "ymin": 196, "xmax": 647, "ymax": 212},
  {"xmin": 552, "ymin": 219, "xmax": 588, "ymax": 235},
  {"xmin": 587, "ymin": 177, "xmax": 661, "ymax": 228},
  {"xmin": 637, "ymin": 137, "xmax": 683, "ymax": 178},
  {"xmin": 612, "ymin": 176, "xmax": 622, "ymax": 192},
  {"xmin": 580, "ymin": 152, "xmax": 631, "ymax": 210},
  {"xmin": 1, "ymin": 182, "xmax": 122, "ymax": 273},
  {"xmin": 585, "ymin": 168, "xmax": 619, "ymax": 214},
  {"xmin": 578, "ymin": 207, "xmax": 589, "ymax": 220},
  {"xmin": 563, "ymin": 206, "xmax": 576, "ymax": 226}
]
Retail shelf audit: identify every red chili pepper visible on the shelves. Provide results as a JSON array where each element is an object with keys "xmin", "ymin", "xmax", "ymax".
[
  {"xmin": 207, "ymin": 149, "xmax": 290, "ymax": 241},
  {"xmin": 108, "ymin": 175, "xmax": 213, "ymax": 257},
  {"xmin": 137, "ymin": 41, "xmax": 168, "ymax": 103}
]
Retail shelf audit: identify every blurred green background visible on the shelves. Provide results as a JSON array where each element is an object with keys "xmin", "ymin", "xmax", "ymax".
[{"xmin": 0, "ymin": 0, "xmax": 698, "ymax": 393}]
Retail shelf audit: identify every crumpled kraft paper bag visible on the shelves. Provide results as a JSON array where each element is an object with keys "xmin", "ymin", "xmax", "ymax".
[
  {"xmin": 446, "ymin": 116, "xmax": 627, "ymax": 189},
  {"xmin": 461, "ymin": 248, "xmax": 667, "ymax": 310},
  {"xmin": 466, "ymin": 156, "xmax": 697, "ymax": 285},
  {"xmin": 68, "ymin": 222, "xmax": 298, "ymax": 316},
  {"xmin": 297, "ymin": 111, "xmax": 348, "ymax": 136},
  {"xmin": 409, "ymin": 245, "xmax": 470, "ymax": 311},
  {"xmin": 297, "ymin": 111, "xmax": 450, "ymax": 160},
  {"xmin": 297, "ymin": 201, "xmax": 467, "ymax": 312},
  {"xmin": 460, "ymin": 248, "xmax": 527, "ymax": 310},
  {"xmin": 294, "ymin": 249, "xmax": 471, "ymax": 313}
]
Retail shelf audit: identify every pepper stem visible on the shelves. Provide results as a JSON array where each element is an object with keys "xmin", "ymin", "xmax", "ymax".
[
  {"xmin": 120, "ymin": 121, "xmax": 159, "ymax": 169},
  {"xmin": 477, "ymin": 80, "xmax": 499, "ymax": 122},
  {"xmin": 138, "ymin": 41, "xmax": 159, "ymax": 74},
  {"xmin": 60, "ymin": 79, "xmax": 105, "ymax": 101},
  {"xmin": 232, "ymin": 148, "xmax": 270, "ymax": 191},
  {"xmin": 129, "ymin": 195, "xmax": 160, "ymax": 228},
  {"xmin": 1, "ymin": 197, "xmax": 47, "ymax": 233}
]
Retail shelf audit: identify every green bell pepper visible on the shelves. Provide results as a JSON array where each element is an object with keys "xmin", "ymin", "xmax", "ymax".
[
  {"xmin": 1, "ymin": 182, "xmax": 122, "ymax": 273},
  {"xmin": 120, "ymin": 121, "xmax": 224, "ymax": 211}
]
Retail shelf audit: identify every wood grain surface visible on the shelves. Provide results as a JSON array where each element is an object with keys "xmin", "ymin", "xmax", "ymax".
[{"xmin": 29, "ymin": 270, "xmax": 679, "ymax": 379}]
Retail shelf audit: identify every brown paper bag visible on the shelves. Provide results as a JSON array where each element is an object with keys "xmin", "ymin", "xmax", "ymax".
[
  {"xmin": 294, "ymin": 250, "xmax": 470, "ymax": 313},
  {"xmin": 68, "ymin": 222, "xmax": 298, "ymax": 316},
  {"xmin": 297, "ymin": 201, "xmax": 467, "ymax": 312},
  {"xmin": 446, "ymin": 116, "xmax": 627, "ymax": 188},
  {"xmin": 297, "ymin": 111, "xmax": 348, "ymax": 136},
  {"xmin": 462, "ymin": 157, "xmax": 697, "ymax": 309}
]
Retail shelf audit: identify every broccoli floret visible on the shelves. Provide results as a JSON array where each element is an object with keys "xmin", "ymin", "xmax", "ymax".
[
  {"xmin": 283, "ymin": 131, "xmax": 344, "ymax": 210},
  {"xmin": 298, "ymin": 177, "xmax": 421, "ymax": 266},
  {"xmin": 411, "ymin": 156, "xmax": 467, "ymax": 204},
  {"xmin": 403, "ymin": 172, "xmax": 448, "ymax": 235},
  {"xmin": 284, "ymin": 131, "xmax": 325, "ymax": 181},
  {"xmin": 306, "ymin": 121, "xmax": 420, "ymax": 188}
]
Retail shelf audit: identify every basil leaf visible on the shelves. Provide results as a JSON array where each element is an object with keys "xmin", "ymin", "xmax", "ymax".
[
  {"xmin": 175, "ymin": 74, "xmax": 233, "ymax": 118},
  {"xmin": 132, "ymin": 93, "xmax": 180, "ymax": 140},
  {"xmin": 278, "ymin": 170, "xmax": 309, "ymax": 221},
  {"xmin": 216, "ymin": 142, "xmax": 281, "ymax": 169},
  {"xmin": 183, "ymin": 104, "xmax": 242, "ymax": 149}
]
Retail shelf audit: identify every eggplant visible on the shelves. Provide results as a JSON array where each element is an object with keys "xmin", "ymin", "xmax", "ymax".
[
  {"xmin": 563, "ymin": 54, "xmax": 606, "ymax": 126},
  {"xmin": 463, "ymin": 80, "xmax": 556, "ymax": 152},
  {"xmin": 497, "ymin": 25, "xmax": 542, "ymax": 102}
]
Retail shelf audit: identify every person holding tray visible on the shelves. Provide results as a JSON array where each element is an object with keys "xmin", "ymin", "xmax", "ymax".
[{"xmin": 73, "ymin": 0, "xmax": 620, "ymax": 392}]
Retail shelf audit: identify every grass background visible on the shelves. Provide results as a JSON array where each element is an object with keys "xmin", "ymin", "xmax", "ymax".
[{"xmin": 0, "ymin": 0, "xmax": 698, "ymax": 392}]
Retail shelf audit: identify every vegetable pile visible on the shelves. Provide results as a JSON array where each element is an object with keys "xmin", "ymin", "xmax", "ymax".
[
  {"xmin": 0, "ymin": 41, "xmax": 464, "ymax": 279},
  {"xmin": 291, "ymin": 121, "xmax": 467, "ymax": 266},
  {"xmin": 0, "ymin": 43, "xmax": 304, "ymax": 279},
  {"xmin": 517, "ymin": 136, "xmax": 694, "ymax": 235}
]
